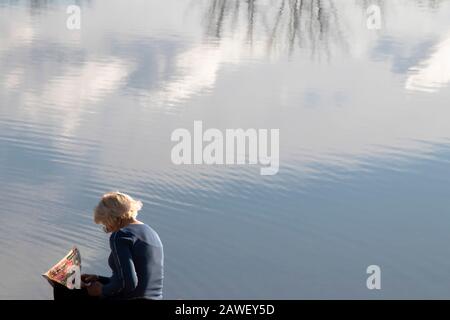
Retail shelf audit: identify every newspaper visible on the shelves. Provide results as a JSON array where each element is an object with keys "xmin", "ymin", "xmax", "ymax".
[{"xmin": 43, "ymin": 247, "xmax": 82, "ymax": 289}]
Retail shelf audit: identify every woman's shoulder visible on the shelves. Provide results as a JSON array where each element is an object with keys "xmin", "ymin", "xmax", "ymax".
[
  {"xmin": 109, "ymin": 228, "xmax": 135, "ymax": 242},
  {"xmin": 109, "ymin": 223, "xmax": 161, "ymax": 243},
  {"xmin": 127, "ymin": 223, "xmax": 163, "ymax": 247}
]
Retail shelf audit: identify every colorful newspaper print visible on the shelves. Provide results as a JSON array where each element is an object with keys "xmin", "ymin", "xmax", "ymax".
[{"xmin": 43, "ymin": 247, "xmax": 81, "ymax": 289}]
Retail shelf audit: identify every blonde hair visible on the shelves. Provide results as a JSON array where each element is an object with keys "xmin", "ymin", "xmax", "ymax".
[{"xmin": 94, "ymin": 192, "xmax": 143, "ymax": 232}]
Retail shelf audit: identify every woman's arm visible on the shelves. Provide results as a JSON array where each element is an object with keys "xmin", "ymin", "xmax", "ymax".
[{"xmin": 101, "ymin": 231, "xmax": 138, "ymax": 297}]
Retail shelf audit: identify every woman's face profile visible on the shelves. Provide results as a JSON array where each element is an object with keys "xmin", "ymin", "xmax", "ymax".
[
  {"xmin": 102, "ymin": 224, "xmax": 111, "ymax": 233},
  {"xmin": 101, "ymin": 221, "xmax": 116, "ymax": 233}
]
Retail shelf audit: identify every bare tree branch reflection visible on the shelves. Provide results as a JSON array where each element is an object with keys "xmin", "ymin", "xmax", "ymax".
[
  {"xmin": 202, "ymin": 0, "xmax": 349, "ymax": 59},
  {"xmin": 202, "ymin": 0, "xmax": 445, "ymax": 59}
]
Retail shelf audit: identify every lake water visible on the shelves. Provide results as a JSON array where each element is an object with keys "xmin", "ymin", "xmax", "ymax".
[{"xmin": 1, "ymin": 0, "xmax": 450, "ymax": 299}]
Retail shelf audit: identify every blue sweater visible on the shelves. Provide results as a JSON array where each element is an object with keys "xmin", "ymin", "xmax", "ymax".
[{"xmin": 100, "ymin": 223, "xmax": 164, "ymax": 300}]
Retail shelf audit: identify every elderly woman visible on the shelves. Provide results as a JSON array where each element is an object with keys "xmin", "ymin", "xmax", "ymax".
[{"xmin": 53, "ymin": 192, "xmax": 164, "ymax": 300}]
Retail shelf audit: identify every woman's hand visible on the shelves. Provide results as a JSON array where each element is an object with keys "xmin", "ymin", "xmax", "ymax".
[
  {"xmin": 81, "ymin": 274, "xmax": 99, "ymax": 289},
  {"xmin": 81, "ymin": 274, "xmax": 98, "ymax": 283},
  {"xmin": 86, "ymin": 281, "xmax": 103, "ymax": 297}
]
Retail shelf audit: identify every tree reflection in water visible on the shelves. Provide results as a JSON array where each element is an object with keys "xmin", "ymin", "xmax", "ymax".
[{"xmin": 202, "ymin": 0, "xmax": 445, "ymax": 60}]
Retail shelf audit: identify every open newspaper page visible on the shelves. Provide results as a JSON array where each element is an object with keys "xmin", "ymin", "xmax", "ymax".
[{"xmin": 43, "ymin": 247, "xmax": 82, "ymax": 289}]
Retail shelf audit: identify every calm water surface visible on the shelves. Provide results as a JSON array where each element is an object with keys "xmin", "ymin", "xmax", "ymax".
[{"xmin": 1, "ymin": 0, "xmax": 450, "ymax": 299}]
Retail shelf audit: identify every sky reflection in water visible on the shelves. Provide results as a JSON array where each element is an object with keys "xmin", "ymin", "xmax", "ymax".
[{"xmin": 1, "ymin": 0, "xmax": 450, "ymax": 299}]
